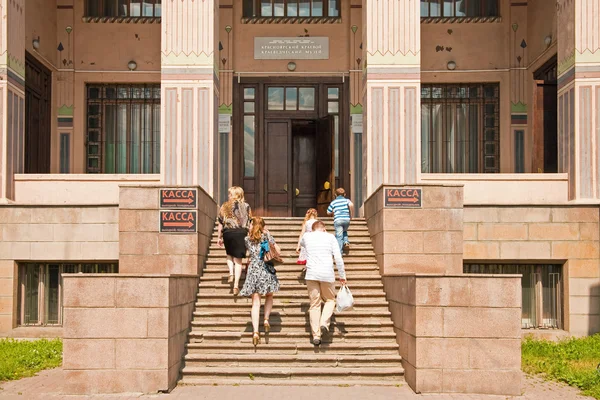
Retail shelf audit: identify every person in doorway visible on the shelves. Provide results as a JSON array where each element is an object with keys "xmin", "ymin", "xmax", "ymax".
[
  {"xmin": 240, "ymin": 217, "xmax": 280, "ymax": 346},
  {"xmin": 295, "ymin": 208, "xmax": 319, "ymax": 271},
  {"xmin": 327, "ymin": 188, "xmax": 354, "ymax": 252},
  {"xmin": 300, "ymin": 220, "xmax": 346, "ymax": 346},
  {"xmin": 217, "ymin": 186, "xmax": 252, "ymax": 296}
]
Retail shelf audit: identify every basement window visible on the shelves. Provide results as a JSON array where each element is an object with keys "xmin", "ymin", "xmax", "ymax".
[
  {"xmin": 464, "ymin": 263, "xmax": 563, "ymax": 330},
  {"xmin": 17, "ymin": 262, "xmax": 118, "ymax": 327}
]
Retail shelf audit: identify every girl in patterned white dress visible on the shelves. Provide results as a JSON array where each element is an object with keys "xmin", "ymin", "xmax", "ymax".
[
  {"xmin": 240, "ymin": 217, "xmax": 280, "ymax": 346},
  {"xmin": 295, "ymin": 208, "xmax": 318, "ymax": 269}
]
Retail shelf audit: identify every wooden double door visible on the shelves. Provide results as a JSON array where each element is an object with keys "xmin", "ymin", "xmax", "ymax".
[
  {"xmin": 233, "ymin": 78, "xmax": 349, "ymax": 217},
  {"xmin": 265, "ymin": 117, "xmax": 335, "ymax": 217}
]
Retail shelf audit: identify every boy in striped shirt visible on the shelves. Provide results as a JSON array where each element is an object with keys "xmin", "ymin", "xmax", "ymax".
[{"xmin": 327, "ymin": 188, "xmax": 354, "ymax": 252}]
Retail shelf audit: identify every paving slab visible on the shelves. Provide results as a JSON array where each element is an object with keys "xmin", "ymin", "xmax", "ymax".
[{"xmin": 0, "ymin": 368, "xmax": 594, "ymax": 400}]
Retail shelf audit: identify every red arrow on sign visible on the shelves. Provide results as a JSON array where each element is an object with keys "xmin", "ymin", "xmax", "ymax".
[
  {"xmin": 163, "ymin": 198, "xmax": 194, "ymax": 204},
  {"xmin": 389, "ymin": 197, "xmax": 419, "ymax": 203},
  {"xmin": 163, "ymin": 221, "xmax": 194, "ymax": 228}
]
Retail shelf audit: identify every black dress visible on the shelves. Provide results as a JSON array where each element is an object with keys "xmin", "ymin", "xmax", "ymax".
[{"xmin": 218, "ymin": 200, "xmax": 252, "ymax": 259}]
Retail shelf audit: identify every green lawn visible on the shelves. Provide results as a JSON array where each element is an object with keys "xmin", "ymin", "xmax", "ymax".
[
  {"xmin": 0, "ymin": 338, "xmax": 62, "ymax": 382},
  {"xmin": 522, "ymin": 334, "xmax": 600, "ymax": 399}
]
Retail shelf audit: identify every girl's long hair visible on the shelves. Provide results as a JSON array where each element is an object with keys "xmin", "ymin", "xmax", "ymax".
[
  {"xmin": 249, "ymin": 216, "xmax": 266, "ymax": 242},
  {"xmin": 303, "ymin": 208, "xmax": 318, "ymax": 224}
]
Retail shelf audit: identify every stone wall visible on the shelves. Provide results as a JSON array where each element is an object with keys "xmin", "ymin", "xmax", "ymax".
[
  {"xmin": 364, "ymin": 184, "xmax": 464, "ymax": 275},
  {"xmin": 118, "ymin": 186, "xmax": 217, "ymax": 275},
  {"xmin": 0, "ymin": 206, "xmax": 119, "ymax": 333},
  {"xmin": 464, "ymin": 206, "xmax": 600, "ymax": 336},
  {"xmin": 384, "ymin": 274, "xmax": 522, "ymax": 395},
  {"xmin": 62, "ymin": 274, "xmax": 197, "ymax": 394}
]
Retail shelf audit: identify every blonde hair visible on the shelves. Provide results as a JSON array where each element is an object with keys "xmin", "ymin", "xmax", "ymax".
[
  {"xmin": 249, "ymin": 216, "xmax": 265, "ymax": 242},
  {"xmin": 335, "ymin": 188, "xmax": 346, "ymax": 197},
  {"xmin": 304, "ymin": 208, "xmax": 318, "ymax": 224},
  {"xmin": 228, "ymin": 186, "xmax": 245, "ymax": 203}
]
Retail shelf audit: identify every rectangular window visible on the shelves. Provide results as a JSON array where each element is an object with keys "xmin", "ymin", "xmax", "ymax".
[
  {"xmin": 243, "ymin": 87, "xmax": 257, "ymax": 178},
  {"xmin": 464, "ymin": 263, "xmax": 563, "ymax": 329},
  {"xmin": 421, "ymin": 0, "xmax": 498, "ymax": 17},
  {"xmin": 243, "ymin": 0, "xmax": 340, "ymax": 18},
  {"xmin": 327, "ymin": 86, "xmax": 340, "ymax": 179},
  {"xmin": 86, "ymin": 84, "xmax": 160, "ymax": 174},
  {"xmin": 60, "ymin": 133, "xmax": 70, "ymax": 173},
  {"xmin": 18, "ymin": 262, "xmax": 118, "ymax": 326},
  {"xmin": 421, "ymin": 83, "xmax": 500, "ymax": 173},
  {"xmin": 514, "ymin": 130, "xmax": 524, "ymax": 173},
  {"xmin": 85, "ymin": 0, "xmax": 161, "ymax": 18}
]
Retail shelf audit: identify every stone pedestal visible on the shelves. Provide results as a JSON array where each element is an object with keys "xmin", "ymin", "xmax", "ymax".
[
  {"xmin": 364, "ymin": 184, "xmax": 464, "ymax": 275},
  {"xmin": 384, "ymin": 274, "xmax": 522, "ymax": 395},
  {"xmin": 118, "ymin": 185, "xmax": 217, "ymax": 275}
]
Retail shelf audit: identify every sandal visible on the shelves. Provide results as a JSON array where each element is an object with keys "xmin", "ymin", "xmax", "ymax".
[
  {"xmin": 227, "ymin": 275, "xmax": 234, "ymax": 284},
  {"xmin": 252, "ymin": 332, "xmax": 260, "ymax": 346},
  {"xmin": 264, "ymin": 320, "xmax": 270, "ymax": 333},
  {"xmin": 233, "ymin": 287, "xmax": 239, "ymax": 296}
]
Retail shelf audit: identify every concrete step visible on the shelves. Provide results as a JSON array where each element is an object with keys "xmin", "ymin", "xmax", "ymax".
[
  {"xmin": 194, "ymin": 302, "xmax": 391, "ymax": 312},
  {"xmin": 196, "ymin": 293, "xmax": 386, "ymax": 300},
  {"xmin": 208, "ymin": 243, "xmax": 374, "ymax": 251},
  {"xmin": 207, "ymin": 250, "xmax": 375, "ymax": 258},
  {"xmin": 211, "ymin": 237, "xmax": 373, "ymax": 244},
  {"xmin": 199, "ymin": 279, "xmax": 381, "ymax": 286},
  {"xmin": 183, "ymin": 353, "xmax": 402, "ymax": 368},
  {"xmin": 189, "ymin": 331, "xmax": 398, "ymax": 344},
  {"xmin": 211, "ymin": 232, "xmax": 373, "ymax": 240},
  {"xmin": 177, "ymin": 378, "xmax": 403, "ymax": 386},
  {"xmin": 190, "ymin": 320, "xmax": 394, "ymax": 332},
  {"xmin": 197, "ymin": 283, "xmax": 384, "ymax": 291},
  {"xmin": 185, "ymin": 342, "xmax": 399, "ymax": 354},
  {"xmin": 180, "ymin": 366, "xmax": 404, "ymax": 381},
  {"xmin": 192, "ymin": 310, "xmax": 391, "ymax": 319},
  {"xmin": 204, "ymin": 259, "xmax": 379, "ymax": 266},
  {"xmin": 199, "ymin": 272, "xmax": 382, "ymax": 281}
]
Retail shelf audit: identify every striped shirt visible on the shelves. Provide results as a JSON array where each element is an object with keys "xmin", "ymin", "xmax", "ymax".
[
  {"xmin": 327, "ymin": 196, "xmax": 351, "ymax": 223},
  {"xmin": 300, "ymin": 231, "xmax": 346, "ymax": 283}
]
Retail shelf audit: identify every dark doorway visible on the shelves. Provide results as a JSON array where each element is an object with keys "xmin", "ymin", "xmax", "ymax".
[
  {"xmin": 292, "ymin": 120, "xmax": 317, "ymax": 217},
  {"xmin": 532, "ymin": 56, "xmax": 558, "ymax": 173},
  {"xmin": 25, "ymin": 52, "xmax": 52, "ymax": 173}
]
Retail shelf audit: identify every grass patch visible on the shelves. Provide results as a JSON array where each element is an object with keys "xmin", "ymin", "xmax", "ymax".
[
  {"xmin": 522, "ymin": 334, "xmax": 600, "ymax": 399},
  {"xmin": 0, "ymin": 338, "xmax": 62, "ymax": 382}
]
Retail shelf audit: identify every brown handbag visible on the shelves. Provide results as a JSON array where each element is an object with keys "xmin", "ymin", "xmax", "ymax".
[{"xmin": 264, "ymin": 241, "xmax": 284, "ymax": 266}]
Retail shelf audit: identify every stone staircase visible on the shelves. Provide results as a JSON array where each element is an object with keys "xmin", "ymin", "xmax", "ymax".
[{"xmin": 179, "ymin": 217, "xmax": 404, "ymax": 385}]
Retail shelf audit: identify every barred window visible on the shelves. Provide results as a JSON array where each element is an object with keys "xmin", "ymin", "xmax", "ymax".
[
  {"xmin": 421, "ymin": 83, "xmax": 500, "ymax": 173},
  {"xmin": 243, "ymin": 0, "xmax": 340, "ymax": 18},
  {"xmin": 86, "ymin": 84, "xmax": 160, "ymax": 174},
  {"xmin": 85, "ymin": 0, "xmax": 161, "ymax": 18},
  {"xmin": 464, "ymin": 264, "xmax": 563, "ymax": 330},
  {"xmin": 18, "ymin": 263, "xmax": 118, "ymax": 326},
  {"xmin": 421, "ymin": 0, "xmax": 499, "ymax": 18}
]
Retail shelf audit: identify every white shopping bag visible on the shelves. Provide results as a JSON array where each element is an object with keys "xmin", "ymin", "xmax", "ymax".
[{"xmin": 336, "ymin": 285, "xmax": 354, "ymax": 313}]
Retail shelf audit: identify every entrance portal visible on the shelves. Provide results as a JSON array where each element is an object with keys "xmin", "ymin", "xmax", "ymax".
[{"xmin": 233, "ymin": 78, "xmax": 349, "ymax": 217}]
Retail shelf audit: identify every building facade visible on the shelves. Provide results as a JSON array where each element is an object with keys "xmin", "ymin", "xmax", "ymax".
[{"xmin": 0, "ymin": 0, "xmax": 599, "ymax": 393}]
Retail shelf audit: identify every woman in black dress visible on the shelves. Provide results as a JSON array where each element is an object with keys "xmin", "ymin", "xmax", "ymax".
[{"xmin": 217, "ymin": 186, "xmax": 252, "ymax": 295}]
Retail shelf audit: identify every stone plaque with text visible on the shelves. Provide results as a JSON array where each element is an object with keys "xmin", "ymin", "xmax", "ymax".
[
  {"xmin": 254, "ymin": 37, "xmax": 329, "ymax": 60},
  {"xmin": 384, "ymin": 188, "xmax": 422, "ymax": 208},
  {"xmin": 159, "ymin": 210, "xmax": 197, "ymax": 233}
]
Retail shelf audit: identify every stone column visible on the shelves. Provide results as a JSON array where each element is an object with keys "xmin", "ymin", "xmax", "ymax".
[
  {"xmin": 362, "ymin": 0, "xmax": 421, "ymax": 199},
  {"xmin": 0, "ymin": 0, "xmax": 25, "ymax": 202},
  {"xmin": 557, "ymin": 0, "xmax": 600, "ymax": 200},
  {"xmin": 161, "ymin": 0, "xmax": 219, "ymax": 196}
]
